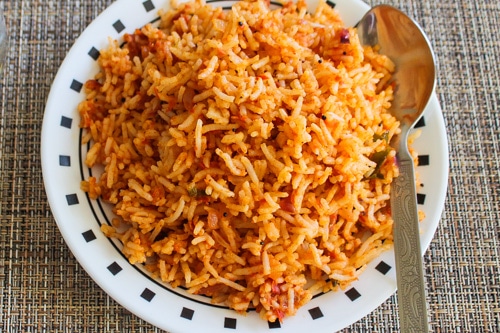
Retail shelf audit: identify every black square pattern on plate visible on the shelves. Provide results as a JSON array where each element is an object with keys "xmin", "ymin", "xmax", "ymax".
[
  {"xmin": 309, "ymin": 306, "xmax": 324, "ymax": 320},
  {"xmin": 418, "ymin": 155, "xmax": 430, "ymax": 166},
  {"xmin": 60, "ymin": 116, "xmax": 73, "ymax": 129},
  {"xmin": 180, "ymin": 307, "xmax": 194, "ymax": 320},
  {"xmin": 107, "ymin": 262, "xmax": 123, "ymax": 276},
  {"xmin": 113, "ymin": 20, "xmax": 126, "ymax": 33},
  {"xmin": 417, "ymin": 193, "xmax": 426, "ymax": 205},
  {"xmin": 59, "ymin": 155, "xmax": 71, "ymax": 167},
  {"xmin": 70, "ymin": 79, "xmax": 83, "ymax": 93},
  {"xmin": 415, "ymin": 117, "xmax": 426, "ymax": 128},
  {"xmin": 345, "ymin": 287, "xmax": 361, "ymax": 301},
  {"xmin": 224, "ymin": 317, "xmax": 237, "ymax": 329},
  {"xmin": 88, "ymin": 47, "xmax": 100, "ymax": 60},
  {"xmin": 66, "ymin": 194, "xmax": 79, "ymax": 205},
  {"xmin": 140, "ymin": 288, "xmax": 156, "ymax": 302},
  {"xmin": 375, "ymin": 260, "xmax": 392, "ymax": 275},
  {"xmin": 268, "ymin": 320, "xmax": 281, "ymax": 329},
  {"xmin": 143, "ymin": 0, "xmax": 155, "ymax": 12},
  {"xmin": 82, "ymin": 229, "xmax": 96, "ymax": 243}
]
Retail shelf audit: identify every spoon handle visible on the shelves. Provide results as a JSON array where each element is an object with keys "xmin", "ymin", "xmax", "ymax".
[{"xmin": 391, "ymin": 157, "xmax": 430, "ymax": 333}]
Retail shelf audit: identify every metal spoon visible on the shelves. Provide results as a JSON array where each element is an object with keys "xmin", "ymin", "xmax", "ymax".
[{"xmin": 357, "ymin": 5, "xmax": 436, "ymax": 333}]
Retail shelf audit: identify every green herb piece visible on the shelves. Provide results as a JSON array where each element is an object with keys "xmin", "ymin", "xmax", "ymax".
[
  {"xmin": 366, "ymin": 148, "xmax": 391, "ymax": 179},
  {"xmin": 188, "ymin": 187, "xmax": 207, "ymax": 198},
  {"xmin": 373, "ymin": 130, "xmax": 389, "ymax": 143}
]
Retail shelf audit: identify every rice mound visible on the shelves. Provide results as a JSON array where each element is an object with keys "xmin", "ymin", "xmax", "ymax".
[{"xmin": 79, "ymin": 0, "xmax": 405, "ymax": 322}]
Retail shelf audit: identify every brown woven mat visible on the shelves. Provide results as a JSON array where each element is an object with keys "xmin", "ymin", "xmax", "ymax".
[{"xmin": 0, "ymin": 0, "xmax": 499, "ymax": 332}]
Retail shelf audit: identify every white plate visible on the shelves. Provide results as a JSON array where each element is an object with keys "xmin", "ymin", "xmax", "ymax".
[{"xmin": 41, "ymin": 0, "xmax": 449, "ymax": 332}]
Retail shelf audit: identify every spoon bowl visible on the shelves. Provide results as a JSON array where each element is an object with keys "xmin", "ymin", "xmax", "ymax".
[
  {"xmin": 358, "ymin": 5, "xmax": 436, "ymax": 136},
  {"xmin": 357, "ymin": 5, "xmax": 436, "ymax": 333}
]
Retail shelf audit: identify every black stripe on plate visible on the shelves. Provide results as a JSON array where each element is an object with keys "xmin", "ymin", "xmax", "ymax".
[
  {"xmin": 375, "ymin": 260, "xmax": 392, "ymax": 275},
  {"xmin": 224, "ymin": 317, "xmax": 237, "ymax": 329},
  {"xmin": 60, "ymin": 116, "xmax": 73, "ymax": 129},
  {"xmin": 140, "ymin": 288, "xmax": 156, "ymax": 302},
  {"xmin": 270, "ymin": 1, "xmax": 284, "ymax": 6},
  {"xmin": 417, "ymin": 193, "xmax": 426, "ymax": 205},
  {"xmin": 326, "ymin": 0, "xmax": 336, "ymax": 8},
  {"xmin": 150, "ymin": 16, "xmax": 162, "ymax": 24},
  {"xmin": 205, "ymin": 0, "xmax": 283, "ymax": 8},
  {"xmin": 345, "ymin": 287, "xmax": 361, "ymax": 301},
  {"xmin": 418, "ymin": 155, "xmax": 430, "ymax": 166},
  {"xmin": 70, "ymin": 79, "xmax": 83, "ymax": 93},
  {"xmin": 308, "ymin": 306, "xmax": 324, "ymax": 320},
  {"xmin": 82, "ymin": 229, "xmax": 97, "ymax": 243},
  {"xmin": 180, "ymin": 307, "xmax": 195, "ymax": 320},
  {"xmin": 143, "ymin": 0, "xmax": 155, "ymax": 12},
  {"xmin": 59, "ymin": 155, "xmax": 71, "ymax": 167},
  {"xmin": 107, "ymin": 262, "xmax": 123, "ymax": 276},
  {"xmin": 66, "ymin": 194, "xmax": 79, "ymax": 205},
  {"xmin": 113, "ymin": 20, "xmax": 126, "ymax": 33},
  {"xmin": 268, "ymin": 320, "xmax": 281, "ymax": 329},
  {"xmin": 88, "ymin": 47, "xmax": 100, "ymax": 60}
]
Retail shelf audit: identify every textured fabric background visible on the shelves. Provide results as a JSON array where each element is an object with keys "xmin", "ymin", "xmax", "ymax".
[{"xmin": 0, "ymin": 0, "xmax": 498, "ymax": 332}]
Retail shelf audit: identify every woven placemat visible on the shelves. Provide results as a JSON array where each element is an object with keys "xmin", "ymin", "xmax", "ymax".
[{"xmin": 0, "ymin": 0, "xmax": 498, "ymax": 332}]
